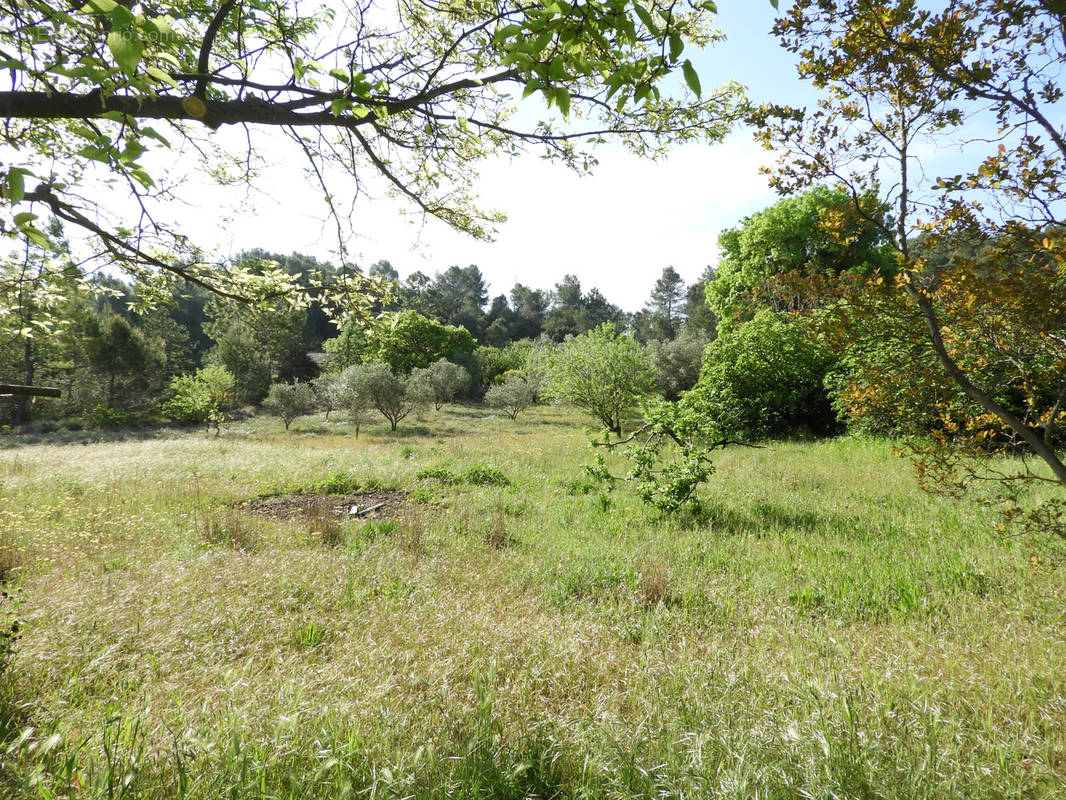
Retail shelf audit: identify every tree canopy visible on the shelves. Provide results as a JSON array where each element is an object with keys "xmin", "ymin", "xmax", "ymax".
[
  {"xmin": 755, "ymin": 0, "xmax": 1066, "ymax": 539},
  {"xmin": 2, "ymin": 0, "xmax": 744, "ymax": 309}
]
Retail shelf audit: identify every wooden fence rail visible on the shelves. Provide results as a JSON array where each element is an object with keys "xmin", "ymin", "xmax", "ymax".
[{"xmin": 0, "ymin": 384, "xmax": 62, "ymax": 398}]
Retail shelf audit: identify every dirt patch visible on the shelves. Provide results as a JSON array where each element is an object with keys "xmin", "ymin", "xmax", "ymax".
[{"xmin": 240, "ymin": 490, "xmax": 408, "ymax": 522}]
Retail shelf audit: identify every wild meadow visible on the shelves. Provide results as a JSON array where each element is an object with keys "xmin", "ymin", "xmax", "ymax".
[{"xmin": 0, "ymin": 405, "xmax": 1063, "ymax": 799}]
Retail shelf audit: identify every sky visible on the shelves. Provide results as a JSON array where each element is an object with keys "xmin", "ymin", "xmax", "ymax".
[{"xmin": 166, "ymin": 1, "xmax": 818, "ymax": 312}]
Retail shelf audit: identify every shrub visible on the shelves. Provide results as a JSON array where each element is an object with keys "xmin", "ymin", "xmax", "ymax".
[
  {"xmin": 461, "ymin": 463, "xmax": 510, "ymax": 487},
  {"xmin": 416, "ymin": 466, "xmax": 461, "ymax": 484},
  {"xmin": 359, "ymin": 310, "xmax": 476, "ymax": 372},
  {"xmin": 478, "ymin": 340, "xmax": 535, "ymax": 386},
  {"xmin": 161, "ymin": 364, "xmax": 236, "ymax": 433},
  {"xmin": 263, "ymin": 381, "xmax": 315, "ymax": 431},
  {"xmin": 90, "ymin": 405, "xmax": 128, "ymax": 428},
  {"xmin": 484, "ymin": 374, "xmax": 536, "ymax": 419},
  {"xmin": 687, "ymin": 310, "xmax": 840, "ymax": 439}
]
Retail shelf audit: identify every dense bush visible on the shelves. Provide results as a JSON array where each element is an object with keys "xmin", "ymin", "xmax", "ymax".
[
  {"xmin": 161, "ymin": 365, "xmax": 236, "ymax": 431},
  {"xmin": 687, "ymin": 311, "xmax": 840, "ymax": 439},
  {"xmin": 478, "ymin": 340, "xmax": 536, "ymax": 385},
  {"xmin": 366, "ymin": 311, "xmax": 476, "ymax": 372}
]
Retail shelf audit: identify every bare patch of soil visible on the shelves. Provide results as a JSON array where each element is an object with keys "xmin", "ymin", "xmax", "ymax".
[{"xmin": 240, "ymin": 490, "xmax": 408, "ymax": 521}]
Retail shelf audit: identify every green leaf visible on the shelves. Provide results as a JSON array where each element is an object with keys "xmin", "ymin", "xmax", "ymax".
[
  {"xmin": 141, "ymin": 126, "xmax": 170, "ymax": 147},
  {"xmin": 20, "ymin": 225, "xmax": 49, "ymax": 248},
  {"xmin": 120, "ymin": 140, "xmax": 147, "ymax": 164},
  {"xmin": 769, "ymin": 0, "xmax": 778, "ymax": 8},
  {"xmin": 633, "ymin": 4, "xmax": 660, "ymax": 36},
  {"xmin": 108, "ymin": 4, "xmax": 134, "ymax": 28},
  {"xmin": 329, "ymin": 67, "xmax": 350, "ymax": 83},
  {"xmin": 7, "ymin": 167, "xmax": 27, "ymax": 204},
  {"xmin": 107, "ymin": 30, "xmax": 143, "ymax": 75},
  {"xmin": 81, "ymin": 0, "xmax": 118, "ymax": 13},
  {"xmin": 77, "ymin": 146, "xmax": 112, "ymax": 163},
  {"xmin": 146, "ymin": 66, "xmax": 178, "ymax": 88},
  {"xmin": 522, "ymin": 79, "xmax": 540, "ymax": 99},
  {"xmin": 493, "ymin": 24, "xmax": 521, "ymax": 43},
  {"xmin": 682, "ymin": 59, "xmax": 701, "ymax": 97},
  {"xmin": 556, "ymin": 87, "xmax": 571, "ymax": 118},
  {"xmin": 669, "ymin": 31, "xmax": 683, "ymax": 61},
  {"xmin": 130, "ymin": 166, "xmax": 155, "ymax": 188},
  {"xmin": 13, "ymin": 212, "xmax": 36, "ymax": 226},
  {"xmin": 549, "ymin": 55, "xmax": 566, "ymax": 81}
]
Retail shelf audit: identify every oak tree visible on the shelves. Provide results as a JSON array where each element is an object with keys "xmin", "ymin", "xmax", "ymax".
[{"xmin": 756, "ymin": 0, "xmax": 1066, "ymax": 543}]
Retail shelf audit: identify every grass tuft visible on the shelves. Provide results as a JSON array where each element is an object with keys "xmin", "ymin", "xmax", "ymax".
[{"xmin": 202, "ymin": 509, "xmax": 259, "ymax": 551}]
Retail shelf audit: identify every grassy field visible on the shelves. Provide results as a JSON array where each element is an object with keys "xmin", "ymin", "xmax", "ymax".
[{"xmin": 0, "ymin": 405, "xmax": 1063, "ymax": 799}]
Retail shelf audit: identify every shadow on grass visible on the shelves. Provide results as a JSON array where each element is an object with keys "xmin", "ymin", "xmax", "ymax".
[
  {"xmin": 0, "ymin": 424, "xmax": 182, "ymax": 449},
  {"xmin": 674, "ymin": 500, "xmax": 873, "ymax": 540}
]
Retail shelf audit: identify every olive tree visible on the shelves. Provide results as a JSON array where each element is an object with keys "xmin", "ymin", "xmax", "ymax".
[
  {"xmin": 485, "ymin": 374, "xmax": 537, "ymax": 420},
  {"xmin": 358, "ymin": 362, "xmax": 428, "ymax": 432},
  {"xmin": 263, "ymin": 381, "xmax": 315, "ymax": 431},
  {"xmin": 332, "ymin": 365, "xmax": 374, "ymax": 438},
  {"xmin": 544, "ymin": 323, "xmax": 655, "ymax": 435},
  {"xmin": 409, "ymin": 359, "xmax": 470, "ymax": 411},
  {"xmin": 311, "ymin": 372, "xmax": 341, "ymax": 421}
]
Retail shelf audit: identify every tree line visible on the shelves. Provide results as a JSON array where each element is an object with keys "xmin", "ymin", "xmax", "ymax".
[{"xmin": 0, "ymin": 238, "xmax": 716, "ymax": 427}]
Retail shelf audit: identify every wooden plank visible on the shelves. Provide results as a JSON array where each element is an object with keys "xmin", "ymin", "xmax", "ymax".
[{"xmin": 0, "ymin": 384, "xmax": 61, "ymax": 398}]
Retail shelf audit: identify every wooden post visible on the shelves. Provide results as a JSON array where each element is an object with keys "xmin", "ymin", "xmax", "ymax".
[{"xmin": 0, "ymin": 384, "xmax": 62, "ymax": 398}]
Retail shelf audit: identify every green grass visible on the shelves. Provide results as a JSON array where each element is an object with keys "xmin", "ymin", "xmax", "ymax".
[{"xmin": 0, "ymin": 405, "xmax": 1063, "ymax": 798}]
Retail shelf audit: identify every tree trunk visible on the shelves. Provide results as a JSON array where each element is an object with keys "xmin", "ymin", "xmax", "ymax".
[
  {"xmin": 910, "ymin": 285, "xmax": 1066, "ymax": 487},
  {"xmin": 12, "ymin": 339, "xmax": 33, "ymax": 425}
]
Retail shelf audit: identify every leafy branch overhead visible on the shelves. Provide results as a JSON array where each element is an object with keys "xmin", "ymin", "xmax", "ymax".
[{"xmin": 1, "ymin": 0, "xmax": 744, "ymax": 304}]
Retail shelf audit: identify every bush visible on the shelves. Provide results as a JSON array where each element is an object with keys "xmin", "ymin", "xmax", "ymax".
[
  {"xmin": 461, "ymin": 463, "xmax": 510, "ymax": 486},
  {"xmin": 478, "ymin": 340, "xmax": 535, "ymax": 386},
  {"xmin": 687, "ymin": 310, "xmax": 840, "ymax": 439},
  {"xmin": 263, "ymin": 381, "xmax": 315, "ymax": 431},
  {"xmin": 484, "ymin": 374, "xmax": 536, "ymax": 419},
  {"xmin": 416, "ymin": 466, "xmax": 461, "ymax": 484},
  {"xmin": 359, "ymin": 310, "xmax": 476, "ymax": 372},
  {"xmin": 161, "ymin": 365, "xmax": 236, "ymax": 432},
  {"xmin": 90, "ymin": 405, "xmax": 128, "ymax": 428}
]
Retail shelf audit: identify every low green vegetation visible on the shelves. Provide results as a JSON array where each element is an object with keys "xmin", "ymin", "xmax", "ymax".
[{"xmin": 0, "ymin": 406, "xmax": 1062, "ymax": 798}]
